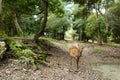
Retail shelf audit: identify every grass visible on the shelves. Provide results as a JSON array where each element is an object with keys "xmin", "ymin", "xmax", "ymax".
[
  {"xmin": 94, "ymin": 47, "xmax": 103, "ymax": 52},
  {"xmin": 39, "ymin": 37, "xmax": 68, "ymax": 46},
  {"xmin": 40, "ymin": 37, "xmax": 67, "ymax": 43},
  {"xmin": 105, "ymin": 43, "xmax": 120, "ymax": 47},
  {"xmin": 95, "ymin": 62, "xmax": 120, "ymax": 66}
]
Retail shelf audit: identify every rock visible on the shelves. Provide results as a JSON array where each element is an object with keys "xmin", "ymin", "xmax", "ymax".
[
  {"xmin": 63, "ymin": 68, "xmax": 69, "ymax": 72},
  {"xmin": 22, "ymin": 68, "xmax": 28, "ymax": 72},
  {"xmin": 0, "ymin": 42, "xmax": 6, "ymax": 47},
  {"xmin": 5, "ymin": 70, "xmax": 11, "ymax": 75}
]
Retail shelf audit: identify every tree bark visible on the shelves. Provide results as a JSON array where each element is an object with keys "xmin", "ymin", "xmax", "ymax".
[
  {"xmin": 78, "ymin": 30, "xmax": 80, "ymax": 41},
  {"xmin": 95, "ymin": 4, "xmax": 102, "ymax": 45},
  {"xmin": 61, "ymin": 26, "xmax": 66, "ymax": 40},
  {"xmin": 33, "ymin": 0, "xmax": 48, "ymax": 43},
  {"xmin": 13, "ymin": 13, "xmax": 23, "ymax": 36},
  {"xmin": 53, "ymin": 30, "xmax": 57, "ymax": 39},
  {"xmin": 0, "ymin": 0, "xmax": 2, "ymax": 13},
  {"xmin": 104, "ymin": 0, "xmax": 109, "ymax": 43},
  {"xmin": 0, "ymin": 0, "xmax": 3, "ymax": 30}
]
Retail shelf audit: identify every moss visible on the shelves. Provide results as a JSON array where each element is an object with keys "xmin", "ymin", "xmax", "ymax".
[
  {"xmin": 0, "ymin": 37, "xmax": 48, "ymax": 69},
  {"xmin": 0, "ymin": 46, "xmax": 4, "ymax": 52},
  {"xmin": 0, "ymin": 30, "xmax": 7, "ymax": 37}
]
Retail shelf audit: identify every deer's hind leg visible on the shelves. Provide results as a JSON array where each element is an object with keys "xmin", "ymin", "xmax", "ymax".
[
  {"xmin": 70, "ymin": 56, "xmax": 73, "ymax": 65},
  {"xmin": 76, "ymin": 56, "xmax": 80, "ymax": 69}
]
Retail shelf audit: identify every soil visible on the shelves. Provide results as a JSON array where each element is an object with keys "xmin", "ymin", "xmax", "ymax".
[{"xmin": 0, "ymin": 41, "xmax": 120, "ymax": 80}]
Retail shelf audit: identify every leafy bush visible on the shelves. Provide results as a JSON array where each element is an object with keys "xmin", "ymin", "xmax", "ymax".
[
  {"xmin": 0, "ymin": 30, "xmax": 7, "ymax": 37},
  {"xmin": 8, "ymin": 40, "xmax": 47, "ymax": 69},
  {"xmin": 10, "ymin": 41, "xmax": 27, "ymax": 49},
  {"xmin": 9, "ymin": 41, "xmax": 28, "ymax": 57}
]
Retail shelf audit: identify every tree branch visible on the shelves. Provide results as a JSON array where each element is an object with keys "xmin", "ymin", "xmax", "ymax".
[
  {"xmin": 97, "ymin": 8, "xmax": 104, "ymax": 16},
  {"xmin": 17, "ymin": 10, "xmax": 44, "ymax": 15}
]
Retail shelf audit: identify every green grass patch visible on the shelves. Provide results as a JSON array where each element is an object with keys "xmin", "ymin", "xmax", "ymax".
[
  {"xmin": 94, "ymin": 47, "xmax": 103, "ymax": 52},
  {"xmin": 105, "ymin": 43, "xmax": 120, "ymax": 47}
]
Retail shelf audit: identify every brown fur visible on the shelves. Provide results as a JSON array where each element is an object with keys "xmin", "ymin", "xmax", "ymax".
[{"xmin": 69, "ymin": 44, "xmax": 84, "ymax": 69}]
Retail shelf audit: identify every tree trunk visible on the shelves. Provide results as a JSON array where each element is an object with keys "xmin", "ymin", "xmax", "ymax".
[
  {"xmin": 61, "ymin": 26, "xmax": 66, "ymax": 40},
  {"xmin": 0, "ymin": 0, "xmax": 2, "ymax": 14},
  {"xmin": 104, "ymin": 0, "xmax": 109, "ymax": 43},
  {"xmin": 95, "ymin": 4, "xmax": 102, "ymax": 45},
  {"xmin": 33, "ymin": 0, "xmax": 48, "ymax": 43},
  {"xmin": 78, "ymin": 30, "xmax": 80, "ymax": 41},
  {"xmin": 97, "ymin": 23, "xmax": 102, "ymax": 45},
  {"xmin": 60, "ymin": 33, "xmax": 64, "ymax": 40},
  {"xmin": 53, "ymin": 30, "xmax": 57, "ymax": 39},
  {"xmin": 78, "ymin": 29, "xmax": 82, "ymax": 41},
  {"xmin": 13, "ymin": 13, "xmax": 23, "ymax": 36},
  {"xmin": 0, "ymin": 15, "xmax": 2, "ymax": 30},
  {"xmin": 0, "ymin": 0, "xmax": 2, "ymax": 29}
]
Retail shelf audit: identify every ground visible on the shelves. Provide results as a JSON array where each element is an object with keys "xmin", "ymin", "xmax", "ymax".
[{"xmin": 0, "ymin": 41, "xmax": 120, "ymax": 80}]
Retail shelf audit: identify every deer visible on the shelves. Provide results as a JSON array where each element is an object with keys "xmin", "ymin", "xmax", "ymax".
[{"xmin": 69, "ymin": 44, "xmax": 84, "ymax": 69}]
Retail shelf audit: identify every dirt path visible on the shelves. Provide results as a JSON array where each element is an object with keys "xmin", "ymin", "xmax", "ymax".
[{"xmin": 0, "ymin": 41, "xmax": 120, "ymax": 80}]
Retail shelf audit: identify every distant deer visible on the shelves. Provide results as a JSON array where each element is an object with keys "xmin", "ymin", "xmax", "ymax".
[{"xmin": 69, "ymin": 44, "xmax": 84, "ymax": 69}]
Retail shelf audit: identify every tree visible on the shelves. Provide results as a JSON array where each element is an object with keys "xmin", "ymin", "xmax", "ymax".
[
  {"xmin": 33, "ymin": 0, "xmax": 64, "ymax": 42},
  {"xmin": 46, "ymin": 14, "xmax": 69, "ymax": 40},
  {"xmin": 108, "ymin": 0, "xmax": 120, "ymax": 43},
  {"xmin": 94, "ymin": 3, "xmax": 102, "ymax": 45},
  {"xmin": 33, "ymin": 0, "xmax": 48, "ymax": 43},
  {"xmin": 72, "ymin": 0, "xmax": 102, "ymax": 42},
  {"xmin": 13, "ymin": 13, "xmax": 23, "ymax": 36},
  {"xmin": 72, "ymin": 4, "xmax": 87, "ymax": 41},
  {"xmin": 104, "ymin": 0, "xmax": 109, "ymax": 43},
  {"xmin": 85, "ymin": 14, "xmax": 105, "ymax": 43},
  {"xmin": 0, "ymin": 0, "xmax": 2, "ymax": 13},
  {"xmin": 0, "ymin": 0, "xmax": 3, "ymax": 31},
  {"xmin": 2, "ymin": 0, "xmax": 43, "ymax": 36}
]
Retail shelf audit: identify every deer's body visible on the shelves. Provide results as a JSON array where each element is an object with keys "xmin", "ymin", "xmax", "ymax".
[{"xmin": 69, "ymin": 45, "xmax": 84, "ymax": 69}]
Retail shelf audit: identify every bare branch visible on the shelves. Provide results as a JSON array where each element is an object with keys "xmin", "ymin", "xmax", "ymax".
[
  {"xmin": 16, "ymin": 10, "xmax": 44, "ymax": 15},
  {"xmin": 97, "ymin": 8, "xmax": 104, "ymax": 16}
]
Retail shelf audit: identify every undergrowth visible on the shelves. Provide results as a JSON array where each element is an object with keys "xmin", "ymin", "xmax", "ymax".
[{"xmin": 6, "ymin": 38, "xmax": 48, "ymax": 70}]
